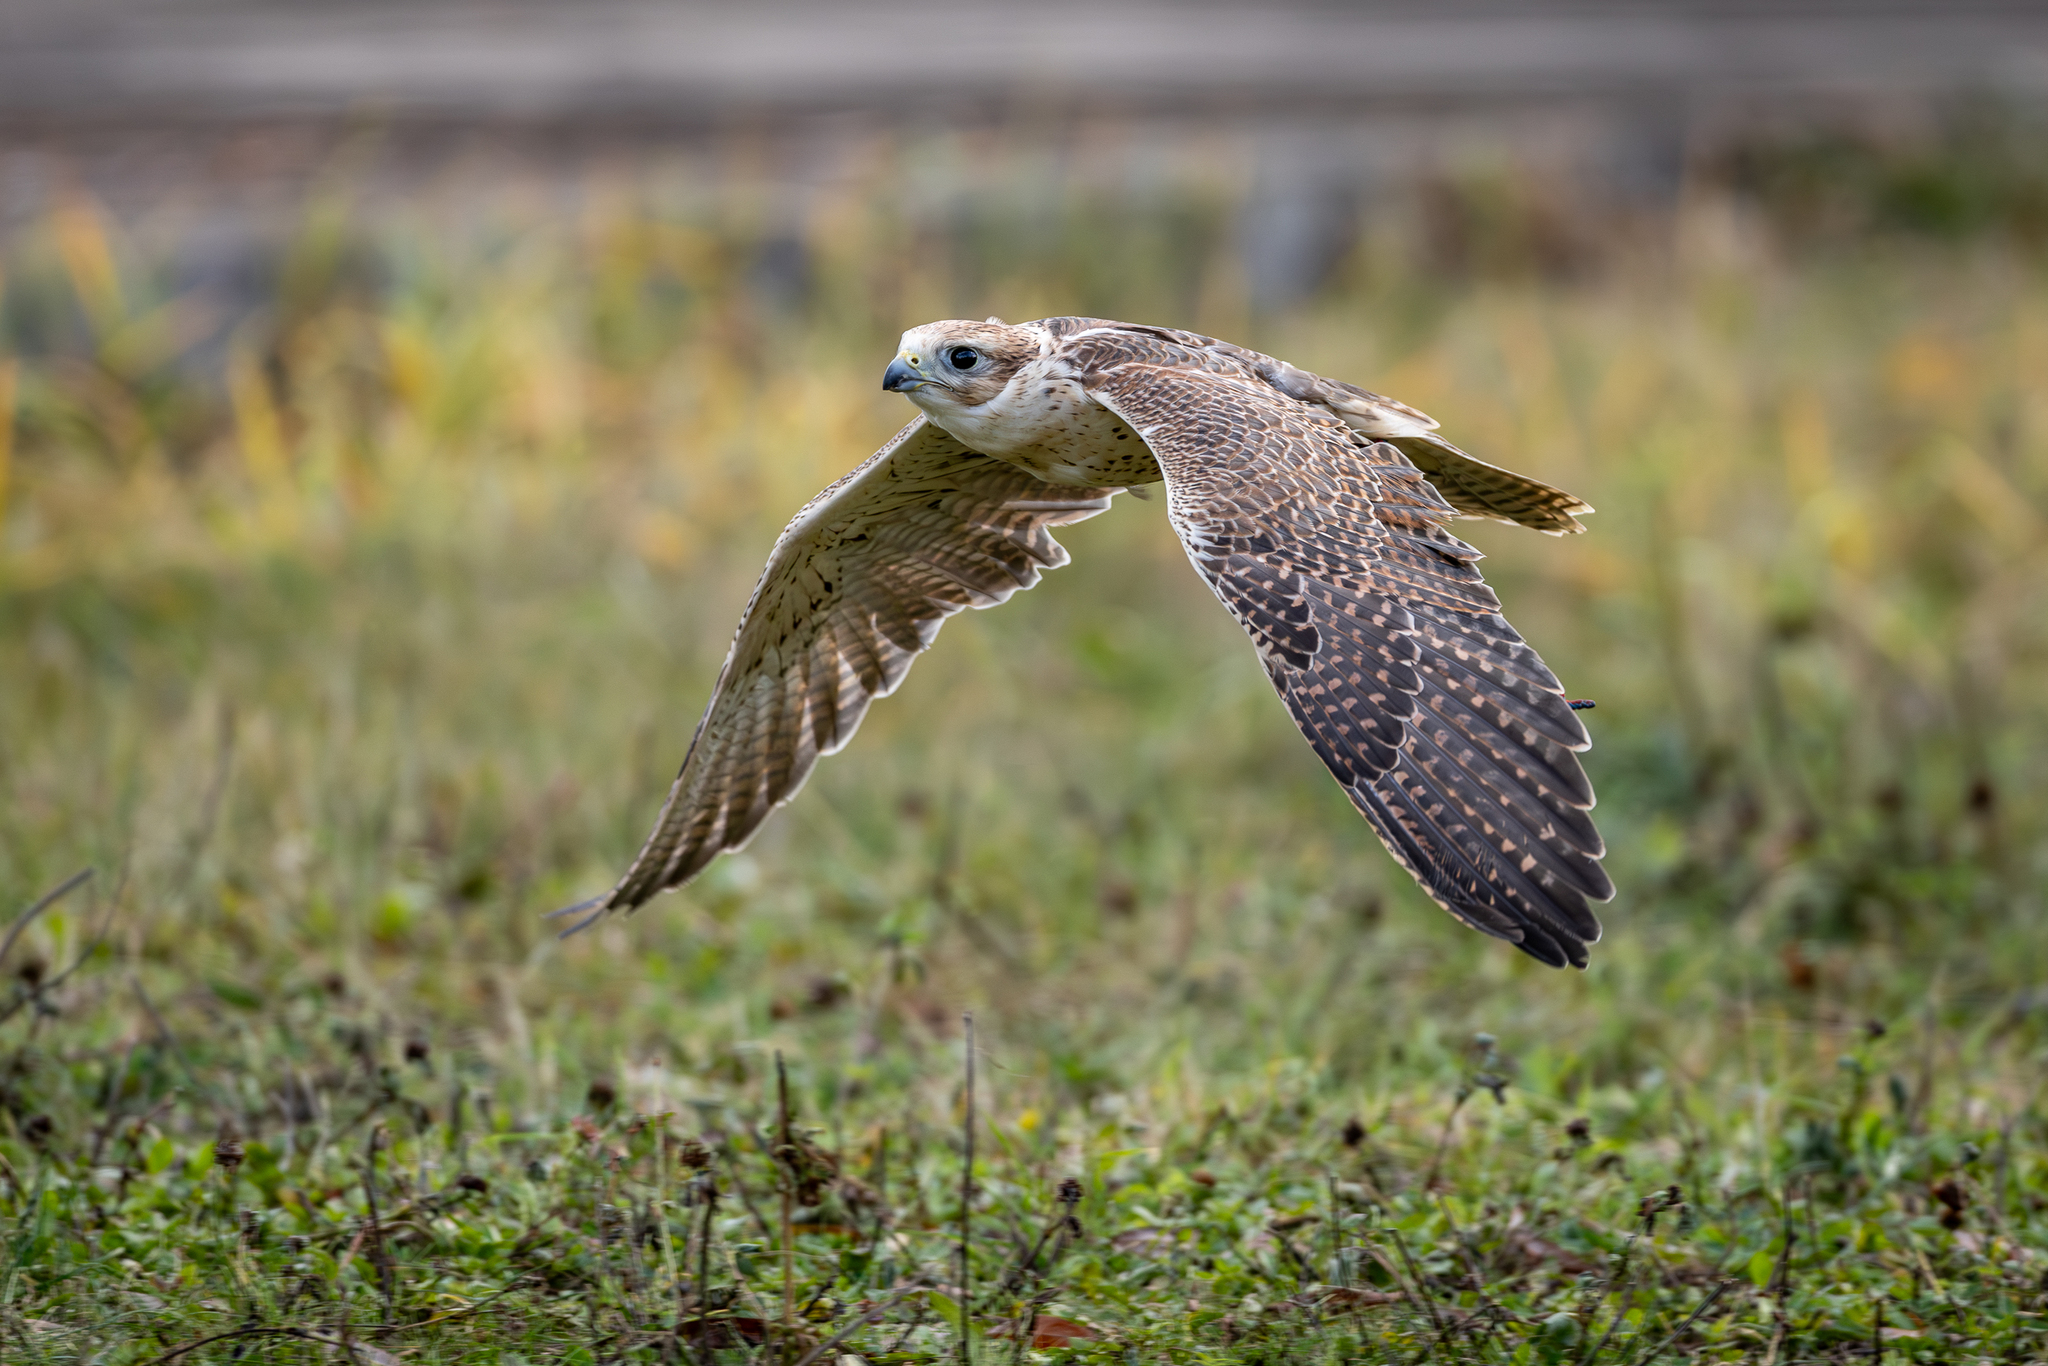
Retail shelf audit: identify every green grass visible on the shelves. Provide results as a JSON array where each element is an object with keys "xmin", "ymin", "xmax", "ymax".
[{"xmin": 3, "ymin": 133, "xmax": 2048, "ymax": 1361}]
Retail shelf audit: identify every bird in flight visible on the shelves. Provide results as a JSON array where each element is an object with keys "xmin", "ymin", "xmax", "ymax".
[{"xmin": 559, "ymin": 317, "xmax": 1611, "ymax": 966}]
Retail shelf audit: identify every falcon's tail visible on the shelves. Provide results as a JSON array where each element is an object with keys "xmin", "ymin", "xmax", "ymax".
[{"xmin": 1381, "ymin": 433, "xmax": 1592, "ymax": 535}]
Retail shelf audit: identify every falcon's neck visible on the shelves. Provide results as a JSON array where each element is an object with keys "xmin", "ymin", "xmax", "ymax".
[{"xmin": 915, "ymin": 358, "xmax": 1164, "ymax": 489}]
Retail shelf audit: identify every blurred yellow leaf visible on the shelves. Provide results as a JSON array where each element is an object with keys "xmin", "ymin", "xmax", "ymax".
[
  {"xmin": 51, "ymin": 193, "xmax": 125, "ymax": 331},
  {"xmin": 1780, "ymin": 388, "xmax": 1832, "ymax": 499},
  {"xmin": 0, "ymin": 358, "xmax": 15, "ymax": 525},
  {"xmin": 1885, "ymin": 334, "xmax": 1964, "ymax": 407},
  {"xmin": 1943, "ymin": 436, "xmax": 2040, "ymax": 551},
  {"xmin": 382, "ymin": 316, "xmax": 438, "ymax": 410},
  {"xmin": 228, "ymin": 346, "xmax": 291, "ymax": 493}
]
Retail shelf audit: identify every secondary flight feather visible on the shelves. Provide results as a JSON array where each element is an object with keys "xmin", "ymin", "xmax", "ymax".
[{"xmin": 559, "ymin": 316, "xmax": 1611, "ymax": 967}]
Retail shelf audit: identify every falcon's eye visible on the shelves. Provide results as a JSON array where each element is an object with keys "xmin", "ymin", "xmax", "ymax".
[{"xmin": 947, "ymin": 346, "xmax": 981, "ymax": 370}]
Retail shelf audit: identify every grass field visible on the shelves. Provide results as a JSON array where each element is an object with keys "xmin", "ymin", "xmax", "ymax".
[{"xmin": 3, "ymin": 131, "xmax": 2048, "ymax": 1362}]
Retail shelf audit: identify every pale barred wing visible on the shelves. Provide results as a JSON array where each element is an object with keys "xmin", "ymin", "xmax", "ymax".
[
  {"xmin": 1080, "ymin": 354, "xmax": 1611, "ymax": 966},
  {"xmin": 562, "ymin": 418, "xmax": 1119, "ymax": 931}
]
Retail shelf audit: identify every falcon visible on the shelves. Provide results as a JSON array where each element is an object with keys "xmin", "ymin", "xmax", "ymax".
[{"xmin": 559, "ymin": 317, "xmax": 1612, "ymax": 966}]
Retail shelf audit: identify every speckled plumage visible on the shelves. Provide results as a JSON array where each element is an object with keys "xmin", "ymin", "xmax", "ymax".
[{"xmin": 566, "ymin": 317, "xmax": 1610, "ymax": 967}]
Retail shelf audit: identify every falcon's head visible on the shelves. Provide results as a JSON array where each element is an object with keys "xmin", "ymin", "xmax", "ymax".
[{"xmin": 881, "ymin": 320, "xmax": 1037, "ymax": 411}]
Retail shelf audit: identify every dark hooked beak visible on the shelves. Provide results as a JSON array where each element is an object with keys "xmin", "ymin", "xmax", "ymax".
[{"xmin": 882, "ymin": 354, "xmax": 933, "ymax": 393}]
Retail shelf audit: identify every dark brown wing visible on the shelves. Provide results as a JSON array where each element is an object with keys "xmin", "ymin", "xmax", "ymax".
[
  {"xmin": 1081, "ymin": 350, "xmax": 1610, "ymax": 966},
  {"xmin": 560, "ymin": 417, "xmax": 1119, "ymax": 932}
]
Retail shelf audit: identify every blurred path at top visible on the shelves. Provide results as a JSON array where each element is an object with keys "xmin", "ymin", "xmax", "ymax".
[
  {"xmin": 2, "ymin": 0, "xmax": 2045, "ymax": 121},
  {"xmin": 3, "ymin": 1, "xmax": 2046, "ymax": 309}
]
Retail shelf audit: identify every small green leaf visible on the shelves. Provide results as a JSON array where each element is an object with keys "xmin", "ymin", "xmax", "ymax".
[
  {"xmin": 210, "ymin": 979, "xmax": 263, "ymax": 1011},
  {"xmin": 1538, "ymin": 1311, "xmax": 1582, "ymax": 1364},
  {"xmin": 145, "ymin": 1135, "xmax": 175, "ymax": 1174},
  {"xmin": 926, "ymin": 1290, "xmax": 963, "ymax": 1331}
]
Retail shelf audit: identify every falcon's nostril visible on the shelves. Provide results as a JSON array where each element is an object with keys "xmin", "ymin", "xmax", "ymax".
[{"xmin": 882, "ymin": 355, "xmax": 925, "ymax": 393}]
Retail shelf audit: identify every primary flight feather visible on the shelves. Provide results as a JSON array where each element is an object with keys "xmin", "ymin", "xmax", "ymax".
[{"xmin": 561, "ymin": 316, "xmax": 1611, "ymax": 967}]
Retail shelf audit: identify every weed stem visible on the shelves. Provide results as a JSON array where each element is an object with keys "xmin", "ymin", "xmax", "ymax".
[{"xmin": 960, "ymin": 1011, "xmax": 976, "ymax": 1366}]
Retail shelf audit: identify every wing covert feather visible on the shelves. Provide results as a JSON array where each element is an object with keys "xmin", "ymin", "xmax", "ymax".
[
  {"xmin": 1079, "ymin": 320, "xmax": 1594, "ymax": 532},
  {"xmin": 577, "ymin": 418, "xmax": 1117, "ymax": 928}
]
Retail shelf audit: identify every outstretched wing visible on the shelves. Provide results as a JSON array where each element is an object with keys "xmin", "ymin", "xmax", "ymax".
[
  {"xmin": 564, "ymin": 417, "xmax": 1119, "ymax": 931},
  {"xmin": 1082, "ymin": 353, "xmax": 1611, "ymax": 966}
]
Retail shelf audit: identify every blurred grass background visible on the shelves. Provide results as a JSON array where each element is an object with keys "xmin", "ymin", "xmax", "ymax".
[{"xmin": 3, "ymin": 104, "xmax": 2048, "ymax": 1357}]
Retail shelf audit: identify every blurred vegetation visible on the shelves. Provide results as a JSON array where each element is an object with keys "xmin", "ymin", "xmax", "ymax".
[
  {"xmin": 1, "ymin": 114, "xmax": 2047, "ymax": 1359},
  {"xmin": 1723, "ymin": 104, "xmax": 2048, "ymax": 251}
]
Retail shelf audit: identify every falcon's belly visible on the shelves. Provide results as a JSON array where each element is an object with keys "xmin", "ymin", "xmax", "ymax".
[{"xmin": 927, "ymin": 374, "xmax": 1164, "ymax": 487}]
